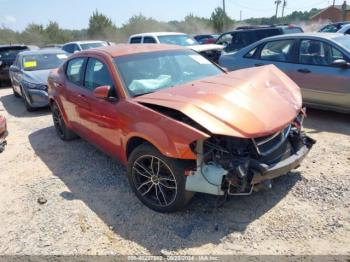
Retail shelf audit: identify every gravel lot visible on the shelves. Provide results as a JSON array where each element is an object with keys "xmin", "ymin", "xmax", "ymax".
[{"xmin": 0, "ymin": 86, "xmax": 349, "ymax": 256}]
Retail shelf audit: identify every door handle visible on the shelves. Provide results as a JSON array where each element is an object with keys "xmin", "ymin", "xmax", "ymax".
[
  {"xmin": 255, "ymin": 63, "xmax": 265, "ymax": 67},
  {"xmin": 297, "ymin": 68, "xmax": 311, "ymax": 74}
]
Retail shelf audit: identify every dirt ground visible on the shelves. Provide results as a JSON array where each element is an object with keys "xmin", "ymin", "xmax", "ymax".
[{"xmin": 0, "ymin": 86, "xmax": 349, "ymax": 256}]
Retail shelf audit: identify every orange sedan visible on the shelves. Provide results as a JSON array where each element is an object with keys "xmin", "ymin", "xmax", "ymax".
[{"xmin": 48, "ymin": 44, "xmax": 315, "ymax": 212}]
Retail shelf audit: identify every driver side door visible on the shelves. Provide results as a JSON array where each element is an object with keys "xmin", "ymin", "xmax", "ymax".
[{"xmin": 77, "ymin": 57, "xmax": 123, "ymax": 158}]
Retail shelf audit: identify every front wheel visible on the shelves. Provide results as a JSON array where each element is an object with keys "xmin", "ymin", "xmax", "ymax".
[
  {"xmin": 51, "ymin": 102, "xmax": 77, "ymax": 141},
  {"xmin": 127, "ymin": 144, "xmax": 194, "ymax": 213}
]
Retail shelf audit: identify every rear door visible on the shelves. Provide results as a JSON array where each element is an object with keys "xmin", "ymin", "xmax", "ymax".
[
  {"xmin": 287, "ymin": 39, "xmax": 350, "ymax": 110},
  {"xmin": 63, "ymin": 57, "xmax": 88, "ymax": 130}
]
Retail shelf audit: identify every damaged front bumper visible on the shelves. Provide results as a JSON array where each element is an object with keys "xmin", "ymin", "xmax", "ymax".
[{"xmin": 185, "ymin": 120, "xmax": 315, "ymax": 196}]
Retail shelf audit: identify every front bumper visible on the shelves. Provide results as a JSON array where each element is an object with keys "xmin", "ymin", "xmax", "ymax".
[
  {"xmin": 251, "ymin": 143, "xmax": 311, "ymax": 184},
  {"xmin": 26, "ymin": 89, "xmax": 49, "ymax": 107}
]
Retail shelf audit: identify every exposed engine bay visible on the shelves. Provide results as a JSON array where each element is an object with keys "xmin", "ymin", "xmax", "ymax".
[{"xmin": 186, "ymin": 111, "xmax": 316, "ymax": 196}]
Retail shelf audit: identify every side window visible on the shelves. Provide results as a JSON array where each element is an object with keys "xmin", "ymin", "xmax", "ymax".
[
  {"xmin": 144, "ymin": 37, "xmax": 157, "ymax": 43},
  {"xmin": 346, "ymin": 28, "xmax": 350, "ymax": 35},
  {"xmin": 299, "ymin": 39, "xmax": 345, "ymax": 66},
  {"xmin": 260, "ymin": 40, "xmax": 295, "ymax": 62},
  {"xmin": 244, "ymin": 46, "xmax": 259, "ymax": 58},
  {"xmin": 66, "ymin": 58, "xmax": 85, "ymax": 85},
  {"xmin": 84, "ymin": 58, "xmax": 114, "ymax": 91},
  {"xmin": 72, "ymin": 44, "xmax": 80, "ymax": 53},
  {"xmin": 63, "ymin": 44, "xmax": 74, "ymax": 53},
  {"xmin": 130, "ymin": 37, "xmax": 142, "ymax": 44}
]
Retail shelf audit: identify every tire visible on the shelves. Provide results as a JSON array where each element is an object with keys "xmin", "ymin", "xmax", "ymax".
[
  {"xmin": 51, "ymin": 102, "xmax": 77, "ymax": 141},
  {"xmin": 21, "ymin": 86, "xmax": 35, "ymax": 112},
  {"xmin": 127, "ymin": 144, "xmax": 194, "ymax": 213}
]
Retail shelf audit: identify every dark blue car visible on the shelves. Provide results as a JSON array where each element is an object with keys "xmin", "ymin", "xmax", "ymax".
[{"xmin": 9, "ymin": 49, "xmax": 68, "ymax": 111}]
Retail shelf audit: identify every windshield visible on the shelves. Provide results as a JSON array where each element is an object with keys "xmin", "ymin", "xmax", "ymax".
[
  {"xmin": 0, "ymin": 47, "xmax": 27, "ymax": 60},
  {"xmin": 114, "ymin": 50, "xmax": 223, "ymax": 97},
  {"xmin": 80, "ymin": 42, "xmax": 108, "ymax": 50},
  {"xmin": 158, "ymin": 35, "xmax": 198, "ymax": 46},
  {"xmin": 334, "ymin": 35, "xmax": 350, "ymax": 50},
  {"xmin": 320, "ymin": 24, "xmax": 339, "ymax": 32},
  {"xmin": 22, "ymin": 53, "xmax": 68, "ymax": 71}
]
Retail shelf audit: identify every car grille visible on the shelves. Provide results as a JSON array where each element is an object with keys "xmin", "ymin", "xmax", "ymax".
[{"xmin": 252, "ymin": 125, "xmax": 291, "ymax": 157}]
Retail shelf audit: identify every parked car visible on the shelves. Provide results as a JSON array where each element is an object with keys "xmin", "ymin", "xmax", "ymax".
[
  {"xmin": 219, "ymin": 33, "xmax": 350, "ymax": 113},
  {"xmin": 62, "ymin": 40, "xmax": 109, "ymax": 54},
  {"xmin": 319, "ymin": 21, "xmax": 350, "ymax": 33},
  {"xmin": 48, "ymin": 44, "xmax": 314, "ymax": 212},
  {"xmin": 216, "ymin": 24, "xmax": 303, "ymax": 54},
  {"xmin": 194, "ymin": 34, "xmax": 219, "ymax": 44},
  {"xmin": 9, "ymin": 49, "xmax": 68, "ymax": 111},
  {"xmin": 0, "ymin": 115, "xmax": 7, "ymax": 153},
  {"xmin": 0, "ymin": 44, "xmax": 38, "ymax": 86},
  {"xmin": 128, "ymin": 32, "xmax": 223, "ymax": 62}
]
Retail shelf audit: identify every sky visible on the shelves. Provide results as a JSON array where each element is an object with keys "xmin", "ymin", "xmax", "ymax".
[{"xmin": 0, "ymin": 0, "xmax": 337, "ymax": 31}]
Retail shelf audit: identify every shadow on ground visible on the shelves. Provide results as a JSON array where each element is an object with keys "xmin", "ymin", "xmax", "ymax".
[
  {"xmin": 29, "ymin": 126, "xmax": 301, "ymax": 254},
  {"xmin": 0, "ymin": 92, "xmax": 50, "ymax": 118},
  {"xmin": 304, "ymin": 108, "xmax": 350, "ymax": 136}
]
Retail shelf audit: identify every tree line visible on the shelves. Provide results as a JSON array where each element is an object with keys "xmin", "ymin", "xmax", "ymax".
[{"xmin": 0, "ymin": 7, "xmax": 320, "ymax": 46}]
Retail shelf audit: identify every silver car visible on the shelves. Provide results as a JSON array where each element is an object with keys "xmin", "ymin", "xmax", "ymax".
[
  {"xmin": 9, "ymin": 49, "xmax": 68, "ymax": 111},
  {"xmin": 219, "ymin": 33, "xmax": 350, "ymax": 113}
]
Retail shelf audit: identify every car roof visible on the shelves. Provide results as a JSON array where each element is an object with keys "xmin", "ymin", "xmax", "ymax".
[
  {"xmin": 129, "ymin": 32, "xmax": 187, "ymax": 38},
  {"xmin": 78, "ymin": 43, "xmax": 185, "ymax": 57},
  {"xmin": 63, "ymin": 40, "xmax": 106, "ymax": 45},
  {"xmin": 19, "ymin": 48, "xmax": 67, "ymax": 56},
  {"xmin": 261, "ymin": 32, "xmax": 346, "ymax": 41}
]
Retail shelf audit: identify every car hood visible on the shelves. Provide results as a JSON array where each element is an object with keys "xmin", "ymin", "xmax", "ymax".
[
  {"xmin": 188, "ymin": 44, "xmax": 224, "ymax": 52},
  {"xmin": 23, "ymin": 69, "xmax": 51, "ymax": 84},
  {"xmin": 134, "ymin": 65, "xmax": 302, "ymax": 138}
]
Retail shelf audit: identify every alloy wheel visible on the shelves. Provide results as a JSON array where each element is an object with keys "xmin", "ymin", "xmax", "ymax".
[{"xmin": 132, "ymin": 155, "xmax": 178, "ymax": 207}]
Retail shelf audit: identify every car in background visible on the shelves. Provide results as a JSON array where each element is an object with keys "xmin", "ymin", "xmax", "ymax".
[
  {"xmin": 319, "ymin": 21, "xmax": 350, "ymax": 33},
  {"xmin": 0, "ymin": 115, "xmax": 7, "ymax": 153},
  {"xmin": 193, "ymin": 34, "xmax": 219, "ymax": 44},
  {"xmin": 0, "ymin": 44, "xmax": 39, "ymax": 86},
  {"xmin": 48, "ymin": 44, "xmax": 314, "ymax": 212},
  {"xmin": 9, "ymin": 49, "xmax": 68, "ymax": 111},
  {"xmin": 43, "ymin": 44, "xmax": 64, "ymax": 49},
  {"xmin": 219, "ymin": 33, "xmax": 350, "ymax": 113},
  {"xmin": 216, "ymin": 24, "xmax": 303, "ymax": 54},
  {"xmin": 128, "ymin": 32, "xmax": 224, "ymax": 62},
  {"xmin": 62, "ymin": 40, "xmax": 109, "ymax": 54}
]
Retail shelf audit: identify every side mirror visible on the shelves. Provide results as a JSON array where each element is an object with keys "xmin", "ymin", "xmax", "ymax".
[
  {"xmin": 94, "ymin": 85, "xmax": 111, "ymax": 99},
  {"xmin": 331, "ymin": 59, "xmax": 350, "ymax": 69}
]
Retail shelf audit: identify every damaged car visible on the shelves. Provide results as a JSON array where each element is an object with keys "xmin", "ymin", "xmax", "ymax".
[{"xmin": 48, "ymin": 44, "xmax": 315, "ymax": 212}]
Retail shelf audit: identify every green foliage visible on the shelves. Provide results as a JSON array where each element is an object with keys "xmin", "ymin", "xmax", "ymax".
[
  {"xmin": 211, "ymin": 7, "xmax": 234, "ymax": 33},
  {"xmin": 88, "ymin": 10, "xmax": 117, "ymax": 39},
  {"xmin": 0, "ymin": 7, "xmax": 320, "ymax": 46}
]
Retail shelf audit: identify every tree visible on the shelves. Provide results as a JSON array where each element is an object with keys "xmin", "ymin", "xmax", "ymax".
[
  {"xmin": 88, "ymin": 10, "xmax": 117, "ymax": 39},
  {"xmin": 210, "ymin": 7, "xmax": 233, "ymax": 33},
  {"xmin": 19, "ymin": 23, "xmax": 46, "ymax": 45},
  {"xmin": 45, "ymin": 21, "xmax": 70, "ymax": 44}
]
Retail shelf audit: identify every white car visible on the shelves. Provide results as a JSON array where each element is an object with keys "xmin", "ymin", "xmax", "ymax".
[
  {"xmin": 62, "ymin": 40, "xmax": 109, "ymax": 54},
  {"xmin": 337, "ymin": 24, "xmax": 350, "ymax": 35},
  {"xmin": 127, "ymin": 32, "xmax": 223, "ymax": 59}
]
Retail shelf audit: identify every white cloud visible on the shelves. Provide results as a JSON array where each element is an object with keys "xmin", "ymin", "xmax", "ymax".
[{"xmin": 4, "ymin": 15, "xmax": 16, "ymax": 24}]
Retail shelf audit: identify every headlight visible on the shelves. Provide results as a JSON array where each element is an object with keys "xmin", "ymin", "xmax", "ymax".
[{"xmin": 23, "ymin": 81, "xmax": 47, "ymax": 90}]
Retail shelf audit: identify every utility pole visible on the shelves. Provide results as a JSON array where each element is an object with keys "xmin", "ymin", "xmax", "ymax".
[
  {"xmin": 281, "ymin": 0, "xmax": 287, "ymax": 17},
  {"xmin": 223, "ymin": 0, "xmax": 226, "ymax": 14},
  {"xmin": 333, "ymin": 0, "xmax": 336, "ymax": 6},
  {"xmin": 275, "ymin": 0, "xmax": 282, "ymax": 18},
  {"xmin": 240, "ymin": 10, "xmax": 242, "ymax": 21}
]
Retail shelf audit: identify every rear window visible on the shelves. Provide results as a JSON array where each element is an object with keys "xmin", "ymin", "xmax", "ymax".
[
  {"xmin": 130, "ymin": 37, "xmax": 142, "ymax": 44},
  {"xmin": 0, "ymin": 47, "xmax": 28, "ymax": 60},
  {"xmin": 282, "ymin": 27, "xmax": 303, "ymax": 34}
]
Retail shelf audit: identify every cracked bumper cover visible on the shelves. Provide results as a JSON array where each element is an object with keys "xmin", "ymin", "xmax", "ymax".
[{"xmin": 251, "ymin": 137, "xmax": 314, "ymax": 185}]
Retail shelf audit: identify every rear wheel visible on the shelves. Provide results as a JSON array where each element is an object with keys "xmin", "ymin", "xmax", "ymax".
[
  {"xmin": 51, "ymin": 102, "xmax": 77, "ymax": 141},
  {"xmin": 127, "ymin": 144, "xmax": 194, "ymax": 213}
]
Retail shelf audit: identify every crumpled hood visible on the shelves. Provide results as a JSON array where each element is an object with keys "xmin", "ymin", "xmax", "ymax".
[
  {"xmin": 134, "ymin": 65, "xmax": 302, "ymax": 138},
  {"xmin": 188, "ymin": 44, "xmax": 224, "ymax": 52},
  {"xmin": 23, "ymin": 69, "xmax": 51, "ymax": 84}
]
